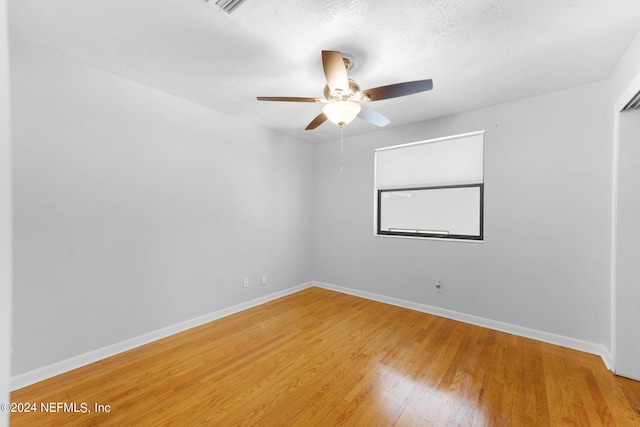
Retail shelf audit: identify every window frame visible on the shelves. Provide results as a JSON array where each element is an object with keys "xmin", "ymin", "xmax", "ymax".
[{"xmin": 376, "ymin": 183, "xmax": 484, "ymax": 241}]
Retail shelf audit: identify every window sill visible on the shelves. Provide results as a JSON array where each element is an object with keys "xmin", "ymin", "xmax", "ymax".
[{"xmin": 373, "ymin": 233, "xmax": 484, "ymax": 243}]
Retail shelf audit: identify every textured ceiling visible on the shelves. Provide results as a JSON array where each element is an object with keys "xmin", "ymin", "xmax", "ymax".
[{"xmin": 8, "ymin": 0, "xmax": 640, "ymax": 143}]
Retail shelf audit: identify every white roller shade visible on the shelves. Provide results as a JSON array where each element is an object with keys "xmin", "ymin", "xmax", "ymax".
[{"xmin": 375, "ymin": 131, "xmax": 484, "ymax": 189}]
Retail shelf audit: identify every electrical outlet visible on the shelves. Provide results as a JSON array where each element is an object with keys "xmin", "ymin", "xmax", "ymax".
[
  {"xmin": 435, "ymin": 279, "xmax": 443, "ymax": 293},
  {"xmin": 243, "ymin": 277, "xmax": 249, "ymax": 288},
  {"xmin": 261, "ymin": 274, "xmax": 267, "ymax": 285}
]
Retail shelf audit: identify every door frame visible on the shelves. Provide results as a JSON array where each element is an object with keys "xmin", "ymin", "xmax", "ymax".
[{"xmin": 611, "ymin": 70, "xmax": 640, "ymax": 373}]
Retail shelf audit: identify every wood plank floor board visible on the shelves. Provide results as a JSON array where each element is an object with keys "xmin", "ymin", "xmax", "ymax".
[
  {"xmin": 619, "ymin": 375, "xmax": 640, "ymax": 419},
  {"xmin": 10, "ymin": 287, "xmax": 640, "ymax": 426}
]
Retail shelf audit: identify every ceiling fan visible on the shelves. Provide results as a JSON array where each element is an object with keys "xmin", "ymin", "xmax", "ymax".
[{"xmin": 257, "ymin": 50, "xmax": 433, "ymax": 130}]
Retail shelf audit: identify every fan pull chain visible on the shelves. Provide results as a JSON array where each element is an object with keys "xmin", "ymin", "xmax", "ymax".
[{"xmin": 340, "ymin": 125, "xmax": 344, "ymax": 173}]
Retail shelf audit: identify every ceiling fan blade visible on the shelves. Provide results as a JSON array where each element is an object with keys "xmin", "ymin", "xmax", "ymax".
[
  {"xmin": 305, "ymin": 112, "xmax": 328, "ymax": 130},
  {"xmin": 322, "ymin": 50, "xmax": 349, "ymax": 94},
  {"xmin": 361, "ymin": 79, "xmax": 433, "ymax": 101},
  {"xmin": 257, "ymin": 96, "xmax": 321, "ymax": 103},
  {"xmin": 358, "ymin": 105, "xmax": 391, "ymax": 127}
]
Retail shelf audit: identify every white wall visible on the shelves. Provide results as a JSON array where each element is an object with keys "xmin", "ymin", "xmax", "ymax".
[
  {"xmin": 0, "ymin": 0, "xmax": 12, "ymax": 425},
  {"xmin": 10, "ymin": 39, "xmax": 313, "ymax": 376},
  {"xmin": 312, "ymin": 81, "xmax": 611, "ymax": 348}
]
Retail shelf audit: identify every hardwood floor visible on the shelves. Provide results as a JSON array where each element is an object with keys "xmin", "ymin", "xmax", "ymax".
[
  {"xmin": 619, "ymin": 376, "xmax": 640, "ymax": 420},
  {"xmin": 10, "ymin": 287, "xmax": 640, "ymax": 426}
]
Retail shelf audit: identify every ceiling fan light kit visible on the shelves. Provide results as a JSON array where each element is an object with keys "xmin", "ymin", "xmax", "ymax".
[
  {"xmin": 323, "ymin": 100, "xmax": 361, "ymax": 126},
  {"xmin": 257, "ymin": 50, "xmax": 433, "ymax": 131}
]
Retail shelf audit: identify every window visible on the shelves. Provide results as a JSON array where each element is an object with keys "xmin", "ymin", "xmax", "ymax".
[{"xmin": 374, "ymin": 131, "xmax": 484, "ymax": 241}]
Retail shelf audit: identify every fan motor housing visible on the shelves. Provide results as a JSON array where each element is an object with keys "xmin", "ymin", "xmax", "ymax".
[{"xmin": 324, "ymin": 79, "xmax": 361, "ymax": 101}]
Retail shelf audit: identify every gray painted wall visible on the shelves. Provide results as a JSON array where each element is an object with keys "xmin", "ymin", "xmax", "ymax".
[
  {"xmin": 1, "ymin": 0, "xmax": 12, "ymax": 423},
  {"xmin": 10, "ymin": 40, "xmax": 314, "ymax": 375},
  {"xmin": 312, "ymin": 81, "xmax": 611, "ymax": 347}
]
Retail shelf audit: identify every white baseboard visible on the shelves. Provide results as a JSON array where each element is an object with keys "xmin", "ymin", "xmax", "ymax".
[
  {"xmin": 312, "ymin": 281, "xmax": 613, "ymax": 370},
  {"xmin": 10, "ymin": 282, "xmax": 315, "ymax": 391}
]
